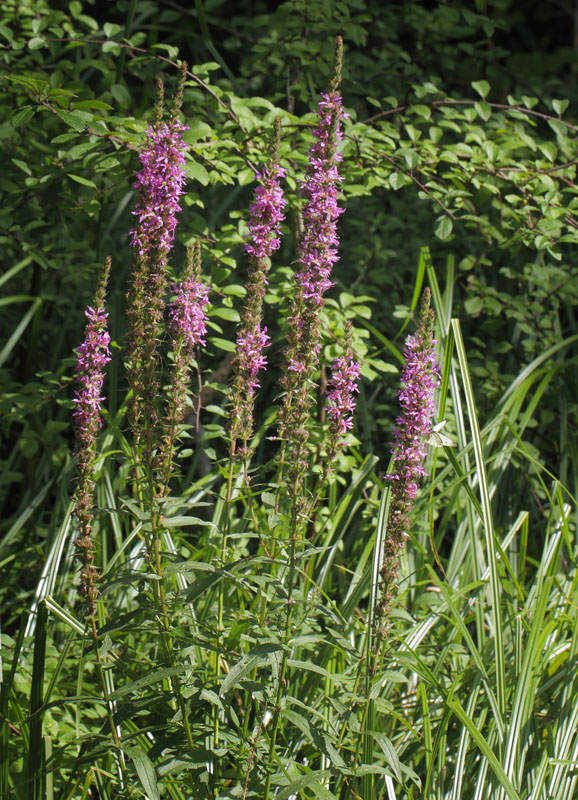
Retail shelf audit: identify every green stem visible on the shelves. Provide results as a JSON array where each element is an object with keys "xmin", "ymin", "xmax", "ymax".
[
  {"xmin": 88, "ymin": 611, "xmax": 129, "ymax": 788},
  {"xmin": 262, "ymin": 505, "xmax": 299, "ymax": 800}
]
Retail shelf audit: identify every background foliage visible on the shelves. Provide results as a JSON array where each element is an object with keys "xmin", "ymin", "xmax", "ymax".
[{"xmin": 2, "ymin": 1, "xmax": 578, "ymax": 798}]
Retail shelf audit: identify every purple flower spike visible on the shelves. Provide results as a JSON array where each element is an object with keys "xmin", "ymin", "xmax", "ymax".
[
  {"xmin": 386, "ymin": 323, "xmax": 441, "ymax": 492},
  {"xmin": 229, "ymin": 137, "xmax": 286, "ymax": 457},
  {"xmin": 129, "ymin": 119, "xmax": 188, "ymax": 256},
  {"xmin": 295, "ymin": 92, "xmax": 347, "ymax": 307},
  {"xmin": 278, "ymin": 89, "xmax": 348, "ymax": 490},
  {"xmin": 327, "ymin": 352, "xmax": 361, "ymax": 438},
  {"xmin": 286, "ymin": 91, "xmax": 347, "ymax": 376},
  {"xmin": 169, "ymin": 274, "xmax": 210, "ymax": 350},
  {"xmin": 245, "ymin": 162, "xmax": 287, "ymax": 261},
  {"xmin": 376, "ymin": 288, "xmax": 441, "ymax": 638},
  {"xmin": 72, "ymin": 259, "xmax": 111, "ymax": 614},
  {"xmin": 73, "ymin": 305, "xmax": 111, "ymax": 437},
  {"xmin": 236, "ymin": 325, "xmax": 271, "ymax": 395}
]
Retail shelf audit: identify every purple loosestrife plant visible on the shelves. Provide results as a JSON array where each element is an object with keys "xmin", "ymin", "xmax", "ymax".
[
  {"xmin": 160, "ymin": 242, "xmax": 210, "ymax": 489},
  {"xmin": 72, "ymin": 259, "xmax": 111, "ymax": 613},
  {"xmin": 125, "ymin": 72, "xmax": 188, "ymax": 463},
  {"xmin": 376, "ymin": 288, "xmax": 441, "ymax": 637},
  {"xmin": 277, "ymin": 37, "xmax": 347, "ymax": 510},
  {"xmin": 230, "ymin": 120, "xmax": 286, "ymax": 457}
]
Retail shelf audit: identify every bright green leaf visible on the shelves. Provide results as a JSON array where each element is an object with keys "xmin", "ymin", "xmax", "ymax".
[
  {"xmin": 186, "ymin": 160, "xmax": 210, "ymax": 186},
  {"xmin": 434, "ymin": 216, "xmax": 453, "ymax": 240},
  {"xmin": 471, "ymin": 80, "xmax": 490, "ymax": 99}
]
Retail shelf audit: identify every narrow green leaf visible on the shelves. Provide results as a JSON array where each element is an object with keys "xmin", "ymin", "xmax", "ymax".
[
  {"xmin": 27, "ymin": 603, "xmax": 47, "ymax": 800},
  {"xmin": 125, "ymin": 747, "xmax": 159, "ymax": 800},
  {"xmin": 68, "ymin": 174, "xmax": 97, "ymax": 188},
  {"xmin": 448, "ymin": 698, "xmax": 520, "ymax": 800},
  {"xmin": 220, "ymin": 643, "xmax": 284, "ymax": 696},
  {"xmin": 451, "ymin": 319, "xmax": 505, "ymax": 718},
  {"xmin": 110, "ymin": 667, "xmax": 191, "ymax": 700},
  {"xmin": 276, "ymin": 770, "xmax": 332, "ymax": 800}
]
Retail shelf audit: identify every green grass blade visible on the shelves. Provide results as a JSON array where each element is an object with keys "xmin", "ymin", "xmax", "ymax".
[
  {"xmin": 0, "ymin": 297, "xmax": 42, "ymax": 368},
  {"xmin": 447, "ymin": 697, "xmax": 521, "ymax": 800},
  {"xmin": 27, "ymin": 602, "xmax": 47, "ymax": 800},
  {"xmin": 451, "ymin": 318, "xmax": 505, "ymax": 719}
]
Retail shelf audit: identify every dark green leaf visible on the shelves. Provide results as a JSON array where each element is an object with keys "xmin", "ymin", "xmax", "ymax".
[
  {"xmin": 124, "ymin": 747, "xmax": 160, "ymax": 800},
  {"xmin": 11, "ymin": 106, "xmax": 35, "ymax": 128}
]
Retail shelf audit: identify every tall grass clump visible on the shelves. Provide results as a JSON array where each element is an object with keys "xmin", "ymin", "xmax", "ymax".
[{"xmin": 2, "ymin": 37, "xmax": 578, "ymax": 800}]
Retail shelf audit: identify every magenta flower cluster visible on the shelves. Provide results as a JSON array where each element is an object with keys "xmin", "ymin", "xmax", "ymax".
[
  {"xmin": 234, "ymin": 159, "xmax": 287, "ymax": 400},
  {"xmin": 73, "ymin": 305, "xmax": 111, "ymax": 435},
  {"xmin": 295, "ymin": 92, "xmax": 347, "ymax": 306},
  {"xmin": 326, "ymin": 353, "xmax": 361, "ymax": 436},
  {"xmin": 236, "ymin": 326, "xmax": 270, "ymax": 395},
  {"xmin": 387, "ymin": 329, "xmax": 441, "ymax": 500},
  {"xmin": 129, "ymin": 120, "xmax": 188, "ymax": 256},
  {"xmin": 245, "ymin": 162, "xmax": 287, "ymax": 260},
  {"xmin": 169, "ymin": 275, "xmax": 210, "ymax": 349}
]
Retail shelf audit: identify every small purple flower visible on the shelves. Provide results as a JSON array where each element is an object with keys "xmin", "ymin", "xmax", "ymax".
[
  {"xmin": 326, "ymin": 352, "xmax": 361, "ymax": 438},
  {"xmin": 73, "ymin": 305, "xmax": 111, "ymax": 436},
  {"xmin": 236, "ymin": 325, "xmax": 271, "ymax": 395},
  {"xmin": 245, "ymin": 162, "xmax": 287, "ymax": 261},
  {"xmin": 129, "ymin": 119, "xmax": 188, "ymax": 256},
  {"xmin": 169, "ymin": 274, "xmax": 210, "ymax": 350}
]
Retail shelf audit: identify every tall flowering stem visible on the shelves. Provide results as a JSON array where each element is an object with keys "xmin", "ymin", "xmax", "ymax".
[
  {"xmin": 220, "ymin": 129, "xmax": 286, "ymax": 768},
  {"xmin": 230, "ymin": 119, "xmax": 286, "ymax": 458},
  {"xmin": 262, "ymin": 35, "xmax": 346, "ymax": 800},
  {"xmin": 72, "ymin": 260, "xmax": 128, "ymax": 780},
  {"xmin": 277, "ymin": 37, "xmax": 347, "ymax": 512},
  {"xmin": 125, "ymin": 70, "xmax": 188, "ymax": 466},
  {"xmin": 160, "ymin": 241, "xmax": 210, "ymax": 490},
  {"xmin": 376, "ymin": 288, "xmax": 441, "ymax": 637},
  {"xmin": 72, "ymin": 258, "xmax": 111, "ymax": 614}
]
